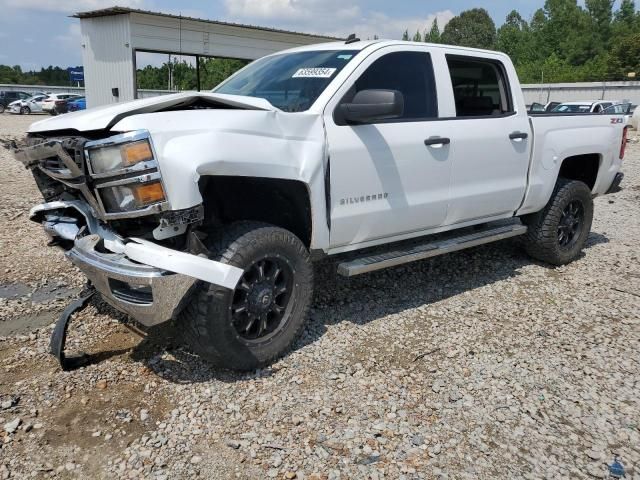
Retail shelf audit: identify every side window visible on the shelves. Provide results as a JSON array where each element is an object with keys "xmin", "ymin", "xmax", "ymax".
[
  {"xmin": 348, "ymin": 51, "xmax": 438, "ymax": 121},
  {"xmin": 446, "ymin": 56, "xmax": 513, "ymax": 117}
]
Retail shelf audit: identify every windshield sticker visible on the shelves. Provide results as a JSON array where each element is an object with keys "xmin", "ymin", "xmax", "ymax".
[
  {"xmin": 337, "ymin": 54, "xmax": 353, "ymax": 60},
  {"xmin": 292, "ymin": 67, "xmax": 337, "ymax": 78}
]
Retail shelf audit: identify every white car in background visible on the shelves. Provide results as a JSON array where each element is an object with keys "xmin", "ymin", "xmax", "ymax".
[
  {"xmin": 8, "ymin": 94, "xmax": 49, "ymax": 115},
  {"xmin": 41, "ymin": 93, "xmax": 83, "ymax": 115},
  {"xmin": 551, "ymin": 100, "xmax": 622, "ymax": 114}
]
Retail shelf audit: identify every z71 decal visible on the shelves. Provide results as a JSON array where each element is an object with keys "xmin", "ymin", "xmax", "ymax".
[{"xmin": 611, "ymin": 118, "xmax": 624, "ymax": 124}]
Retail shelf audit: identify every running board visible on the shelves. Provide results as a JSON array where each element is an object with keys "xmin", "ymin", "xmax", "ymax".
[{"xmin": 337, "ymin": 223, "xmax": 528, "ymax": 277}]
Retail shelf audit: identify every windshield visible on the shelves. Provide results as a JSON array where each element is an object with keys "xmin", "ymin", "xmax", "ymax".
[
  {"xmin": 213, "ymin": 50, "xmax": 358, "ymax": 112},
  {"xmin": 552, "ymin": 104, "xmax": 592, "ymax": 113}
]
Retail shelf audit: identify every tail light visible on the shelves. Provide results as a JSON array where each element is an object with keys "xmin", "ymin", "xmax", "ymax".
[
  {"xmin": 620, "ymin": 126, "xmax": 628, "ymax": 160},
  {"xmin": 55, "ymin": 100, "xmax": 65, "ymax": 105}
]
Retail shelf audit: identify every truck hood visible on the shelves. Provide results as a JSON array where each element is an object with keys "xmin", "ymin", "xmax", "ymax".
[{"xmin": 27, "ymin": 92, "xmax": 277, "ymax": 134}]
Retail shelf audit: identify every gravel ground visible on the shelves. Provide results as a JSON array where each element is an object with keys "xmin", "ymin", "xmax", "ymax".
[{"xmin": 1, "ymin": 113, "xmax": 639, "ymax": 480}]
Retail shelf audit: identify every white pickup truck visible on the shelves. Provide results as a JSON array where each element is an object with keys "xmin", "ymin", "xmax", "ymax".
[{"xmin": 15, "ymin": 40, "xmax": 628, "ymax": 370}]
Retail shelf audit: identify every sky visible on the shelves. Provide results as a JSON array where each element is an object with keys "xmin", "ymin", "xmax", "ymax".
[{"xmin": 0, "ymin": 0, "xmax": 616, "ymax": 71}]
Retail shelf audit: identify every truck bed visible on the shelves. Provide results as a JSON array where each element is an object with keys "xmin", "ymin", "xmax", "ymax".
[{"xmin": 517, "ymin": 113, "xmax": 626, "ymax": 216}]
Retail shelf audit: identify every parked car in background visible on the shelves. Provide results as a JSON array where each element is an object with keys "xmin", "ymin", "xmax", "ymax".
[
  {"xmin": 551, "ymin": 100, "xmax": 621, "ymax": 114},
  {"xmin": 67, "ymin": 97, "xmax": 86, "ymax": 112},
  {"xmin": 41, "ymin": 93, "xmax": 83, "ymax": 115},
  {"xmin": 0, "ymin": 90, "xmax": 32, "ymax": 113},
  {"xmin": 8, "ymin": 94, "xmax": 49, "ymax": 115},
  {"xmin": 528, "ymin": 101, "xmax": 561, "ymax": 113},
  {"xmin": 602, "ymin": 103, "xmax": 634, "ymax": 126}
]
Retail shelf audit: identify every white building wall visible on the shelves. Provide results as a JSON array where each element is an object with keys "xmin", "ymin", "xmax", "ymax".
[
  {"xmin": 129, "ymin": 13, "xmax": 333, "ymax": 60},
  {"xmin": 81, "ymin": 15, "xmax": 134, "ymax": 108}
]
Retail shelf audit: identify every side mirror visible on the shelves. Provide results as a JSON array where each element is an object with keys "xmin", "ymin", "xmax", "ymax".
[{"xmin": 339, "ymin": 89, "xmax": 404, "ymax": 124}]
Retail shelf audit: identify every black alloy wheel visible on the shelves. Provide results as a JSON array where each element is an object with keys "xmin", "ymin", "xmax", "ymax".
[
  {"xmin": 180, "ymin": 222, "xmax": 313, "ymax": 371},
  {"xmin": 231, "ymin": 256, "xmax": 294, "ymax": 342},
  {"xmin": 522, "ymin": 178, "xmax": 594, "ymax": 266},
  {"xmin": 557, "ymin": 200, "xmax": 584, "ymax": 248}
]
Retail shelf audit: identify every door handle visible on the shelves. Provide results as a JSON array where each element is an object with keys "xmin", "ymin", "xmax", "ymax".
[
  {"xmin": 424, "ymin": 137, "xmax": 451, "ymax": 146},
  {"xmin": 509, "ymin": 131, "xmax": 528, "ymax": 140}
]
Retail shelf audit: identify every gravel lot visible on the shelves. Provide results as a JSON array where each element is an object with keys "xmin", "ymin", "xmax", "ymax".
[{"xmin": 1, "ymin": 113, "xmax": 639, "ymax": 480}]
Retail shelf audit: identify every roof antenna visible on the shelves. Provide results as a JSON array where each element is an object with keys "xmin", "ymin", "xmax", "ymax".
[{"xmin": 345, "ymin": 33, "xmax": 360, "ymax": 44}]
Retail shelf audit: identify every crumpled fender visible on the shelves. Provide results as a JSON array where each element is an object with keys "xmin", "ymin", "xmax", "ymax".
[{"xmin": 113, "ymin": 109, "xmax": 330, "ymax": 249}]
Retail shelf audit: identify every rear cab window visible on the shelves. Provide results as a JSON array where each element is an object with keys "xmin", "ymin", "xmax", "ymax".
[{"xmin": 446, "ymin": 55, "xmax": 513, "ymax": 118}]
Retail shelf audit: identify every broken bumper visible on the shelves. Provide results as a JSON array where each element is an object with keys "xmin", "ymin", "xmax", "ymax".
[
  {"xmin": 67, "ymin": 235, "xmax": 196, "ymax": 326},
  {"xmin": 31, "ymin": 201, "xmax": 244, "ymax": 327}
]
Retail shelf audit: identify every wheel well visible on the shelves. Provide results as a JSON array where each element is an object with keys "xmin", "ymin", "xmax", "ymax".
[
  {"xmin": 558, "ymin": 154, "xmax": 600, "ymax": 190},
  {"xmin": 199, "ymin": 176, "xmax": 312, "ymax": 247}
]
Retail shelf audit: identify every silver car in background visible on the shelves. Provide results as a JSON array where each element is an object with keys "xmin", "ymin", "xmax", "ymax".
[{"xmin": 8, "ymin": 94, "xmax": 49, "ymax": 115}]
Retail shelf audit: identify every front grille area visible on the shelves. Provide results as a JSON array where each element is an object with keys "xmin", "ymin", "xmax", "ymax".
[{"xmin": 26, "ymin": 135, "xmax": 86, "ymax": 172}]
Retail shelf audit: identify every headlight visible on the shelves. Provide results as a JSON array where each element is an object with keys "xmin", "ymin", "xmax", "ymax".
[
  {"xmin": 99, "ymin": 181, "xmax": 166, "ymax": 213},
  {"xmin": 88, "ymin": 139, "xmax": 154, "ymax": 174}
]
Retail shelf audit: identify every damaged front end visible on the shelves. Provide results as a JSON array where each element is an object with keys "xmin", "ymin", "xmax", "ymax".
[{"xmin": 14, "ymin": 130, "xmax": 243, "ymax": 329}]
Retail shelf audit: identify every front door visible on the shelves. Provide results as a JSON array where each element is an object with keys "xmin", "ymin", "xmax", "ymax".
[{"xmin": 324, "ymin": 47, "xmax": 451, "ymax": 249}]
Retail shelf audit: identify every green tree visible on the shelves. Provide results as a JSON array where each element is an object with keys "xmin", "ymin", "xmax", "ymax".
[
  {"xmin": 585, "ymin": 0, "xmax": 614, "ymax": 50},
  {"xmin": 402, "ymin": 29, "xmax": 409, "ymax": 41},
  {"xmin": 608, "ymin": 32, "xmax": 640, "ymax": 79},
  {"xmin": 412, "ymin": 30, "xmax": 422, "ymax": 42},
  {"xmin": 612, "ymin": 0, "xmax": 638, "ymax": 36},
  {"xmin": 440, "ymin": 8, "xmax": 496, "ymax": 49},
  {"xmin": 425, "ymin": 19, "xmax": 441, "ymax": 43},
  {"xmin": 496, "ymin": 11, "xmax": 534, "ymax": 65},
  {"xmin": 615, "ymin": 0, "xmax": 636, "ymax": 24}
]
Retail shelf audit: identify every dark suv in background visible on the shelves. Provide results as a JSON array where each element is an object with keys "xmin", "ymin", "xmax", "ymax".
[{"xmin": 0, "ymin": 90, "xmax": 32, "ymax": 113}]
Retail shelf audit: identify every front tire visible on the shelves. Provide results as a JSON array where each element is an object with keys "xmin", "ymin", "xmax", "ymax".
[
  {"xmin": 522, "ymin": 178, "xmax": 594, "ymax": 265},
  {"xmin": 20, "ymin": 106, "xmax": 30, "ymax": 115},
  {"xmin": 180, "ymin": 222, "xmax": 313, "ymax": 371}
]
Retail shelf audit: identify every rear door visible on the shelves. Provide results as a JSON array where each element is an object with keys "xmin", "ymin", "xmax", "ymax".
[
  {"xmin": 433, "ymin": 54, "xmax": 531, "ymax": 225},
  {"xmin": 324, "ymin": 46, "xmax": 450, "ymax": 249}
]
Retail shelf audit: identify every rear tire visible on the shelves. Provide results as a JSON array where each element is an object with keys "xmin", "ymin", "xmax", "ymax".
[
  {"xmin": 522, "ymin": 178, "xmax": 594, "ymax": 265},
  {"xmin": 0, "ymin": 105, "xmax": 4, "ymax": 114},
  {"xmin": 180, "ymin": 222, "xmax": 313, "ymax": 371}
]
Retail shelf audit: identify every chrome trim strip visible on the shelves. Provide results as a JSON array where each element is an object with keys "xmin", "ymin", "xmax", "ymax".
[
  {"xmin": 90, "ymin": 160, "xmax": 159, "ymax": 179},
  {"xmin": 94, "ymin": 171, "xmax": 162, "ymax": 189}
]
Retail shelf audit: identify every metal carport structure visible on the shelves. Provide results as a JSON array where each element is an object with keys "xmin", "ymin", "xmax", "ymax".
[{"xmin": 73, "ymin": 7, "xmax": 339, "ymax": 108}]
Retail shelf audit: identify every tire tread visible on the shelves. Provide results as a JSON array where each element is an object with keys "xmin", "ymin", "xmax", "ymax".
[{"xmin": 180, "ymin": 222, "xmax": 313, "ymax": 370}]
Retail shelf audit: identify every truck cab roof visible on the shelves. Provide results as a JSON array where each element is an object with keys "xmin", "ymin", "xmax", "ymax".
[{"xmin": 280, "ymin": 39, "xmax": 510, "ymax": 58}]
